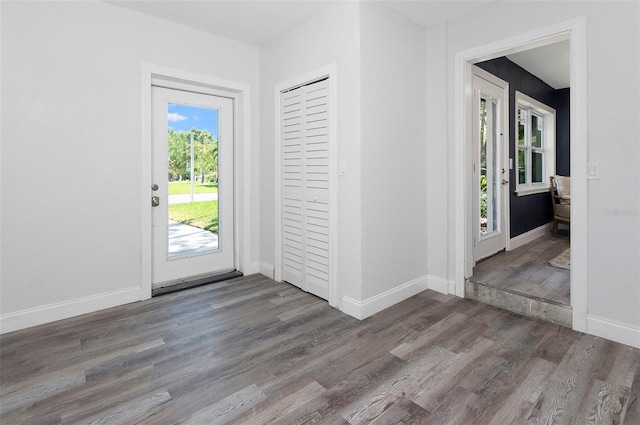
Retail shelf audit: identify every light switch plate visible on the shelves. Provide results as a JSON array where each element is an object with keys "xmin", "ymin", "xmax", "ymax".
[{"xmin": 587, "ymin": 162, "xmax": 600, "ymax": 180}]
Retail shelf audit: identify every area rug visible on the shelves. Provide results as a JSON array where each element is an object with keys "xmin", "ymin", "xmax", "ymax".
[{"xmin": 549, "ymin": 248, "xmax": 571, "ymax": 269}]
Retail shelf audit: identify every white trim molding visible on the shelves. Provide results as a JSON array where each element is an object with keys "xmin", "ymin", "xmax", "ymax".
[
  {"xmin": 259, "ymin": 262, "xmax": 276, "ymax": 280},
  {"xmin": 426, "ymin": 275, "xmax": 452, "ymax": 295},
  {"xmin": 587, "ymin": 315, "xmax": 640, "ymax": 349},
  {"xmin": 515, "ymin": 185, "xmax": 549, "ymax": 196},
  {"xmin": 341, "ymin": 275, "xmax": 428, "ymax": 320},
  {"xmin": 0, "ymin": 286, "xmax": 142, "ymax": 334},
  {"xmin": 508, "ymin": 223, "xmax": 551, "ymax": 251},
  {"xmin": 514, "ymin": 91, "xmax": 556, "ymax": 197}
]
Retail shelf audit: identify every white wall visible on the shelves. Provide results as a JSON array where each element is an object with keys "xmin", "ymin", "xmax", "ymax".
[
  {"xmin": 425, "ymin": 1, "xmax": 640, "ymax": 345},
  {"xmin": 0, "ymin": 1, "xmax": 260, "ymax": 331},
  {"xmin": 425, "ymin": 23, "xmax": 451, "ymax": 291},
  {"xmin": 259, "ymin": 2, "xmax": 363, "ymax": 302},
  {"xmin": 580, "ymin": 2, "xmax": 639, "ymax": 330},
  {"xmin": 359, "ymin": 3, "xmax": 428, "ymax": 299},
  {"xmin": 261, "ymin": 2, "xmax": 430, "ymax": 314}
]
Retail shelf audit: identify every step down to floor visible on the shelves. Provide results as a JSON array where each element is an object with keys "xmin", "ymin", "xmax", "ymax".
[{"xmin": 465, "ymin": 279, "xmax": 572, "ymax": 328}]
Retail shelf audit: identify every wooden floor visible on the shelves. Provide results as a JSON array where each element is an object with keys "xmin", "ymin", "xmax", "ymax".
[
  {"xmin": 471, "ymin": 232, "xmax": 571, "ymax": 305},
  {"xmin": 2, "ymin": 274, "xmax": 638, "ymax": 424}
]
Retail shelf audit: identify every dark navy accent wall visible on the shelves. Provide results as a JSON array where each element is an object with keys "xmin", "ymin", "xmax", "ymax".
[
  {"xmin": 476, "ymin": 57, "xmax": 570, "ymax": 238},
  {"xmin": 555, "ymin": 88, "xmax": 571, "ymax": 176}
]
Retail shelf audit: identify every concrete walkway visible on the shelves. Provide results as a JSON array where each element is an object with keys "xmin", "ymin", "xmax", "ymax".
[
  {"xmin": 168, "ymin": 193, "xmax": 218, "ymax": 205},
  {"xmin": 168, "ymin": 220, "xmax": 218, "ymax": 257}
]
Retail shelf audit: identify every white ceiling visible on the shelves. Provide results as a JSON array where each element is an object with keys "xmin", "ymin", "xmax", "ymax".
[
  {"xmin": 507, "ymin": 40, "xmax": 571, "ymax": 89},
  {"xmin": 105, "ymin": 1, "xmax": 498, "ymax": 46},
  {"xmin": 383, "ymin": 0, "xmax": 498, "ymax": 28},
  {"xmin": 105, "ymin": 0, "xmax": 570, "ymax": 88},
  {"xmin": 104, "ymin": 1, "xmax": 338, "ymax": 46}
]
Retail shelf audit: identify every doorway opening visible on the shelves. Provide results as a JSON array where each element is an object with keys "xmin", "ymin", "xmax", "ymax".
[
  {"xmin": 455, "ymin": 18, "xmax": 588, "ymax": 331},
  {"xmin": 141, "ymin": 65, "xmax": 254, "ymax": 301},
  {"xmin": 151, "ymin": 86, "xmax": 236, "ymax": 294},
  {"xmin": 468, "ymin": 47, "xmax": 572, "ymax": 325}
]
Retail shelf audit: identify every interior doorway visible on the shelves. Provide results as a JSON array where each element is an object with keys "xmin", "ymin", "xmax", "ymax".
[
  {"xmin": 468, "ymin": 46, "xmax": 572, "ymax": 315},
  {"xmin": 455, "ymin": 18, "xmax": 588, "ymax": 331}
]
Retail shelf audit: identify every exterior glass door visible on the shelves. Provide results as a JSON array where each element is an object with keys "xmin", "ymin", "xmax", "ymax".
[
  {"xmin": 151, "ymin": 86, "xmax": 234, "ymax": 287},
  {"xmin": 472, "ymin": 70, "xmax": 508, "ymax": 262}
]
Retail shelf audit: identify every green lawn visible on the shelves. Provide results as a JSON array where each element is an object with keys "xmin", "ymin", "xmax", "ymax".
[
  {"xmin": 168, "ymin": 181, "xmax": 218, "ymax": 195},
  {"xmin": 169, "ymin": 201, "xmax": 218, "ymax": 233}
]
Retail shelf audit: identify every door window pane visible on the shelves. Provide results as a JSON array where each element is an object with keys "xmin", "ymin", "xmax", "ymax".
[
  {"xmin": 480, "ymin": 98, "xmax": 499, "ymax": 237},
  {"xmin": 166, "ymin": 104, "xmax": 220, "ymax": 258}
]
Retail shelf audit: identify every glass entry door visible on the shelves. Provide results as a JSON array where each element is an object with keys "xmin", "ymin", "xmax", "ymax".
[
  {"xmin": 472, "ymin": 70, "xmax": 508, "ymax": 262},
  {"xmin": 151, "ymin": 86, "xmax": 234, "ymax": 288}
]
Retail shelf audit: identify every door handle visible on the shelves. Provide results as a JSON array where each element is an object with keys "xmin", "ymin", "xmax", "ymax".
[{"xmin": 151, "ymin": 196, "xmax": 160, "ymax": 207}]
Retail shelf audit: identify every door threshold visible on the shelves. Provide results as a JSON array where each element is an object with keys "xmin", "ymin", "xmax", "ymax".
[
  {"xmin": 152, "ymin": 270, "xmax": 243, "ymax": 297},
  {"xmin": 475, "ymin": 248, "xmax": 505, "ymax": 264}
]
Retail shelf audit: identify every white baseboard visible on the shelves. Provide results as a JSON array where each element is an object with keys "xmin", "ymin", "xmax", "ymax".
[
  {"xmin": 341, "ymin": 275, "xmax": 428, "ymax": 320},
  {"xmin": 258, "ymin": 262, "xmax": 276, "ymax": 280},
  {"xmin": 245, "ymin": 261, "xmax": 260, "ymax": 276},
  {"xmin": 0, "ymin": 286, "xmax": 142, "ymax": 335},
  {"xmin": 340, "ymin": 296, "xmax": 362, "ymax": 319},
  {"xmin": 587, "ymin": 315, "xmax": 640, "ymax": 349},
  {"xmin": 508, "ymin": 223, "xmax": 551, "ymax": 251},
  {"xmin": 449, "ymin": 281, "xmax": 457, "ymax": 295},
  {"xmin": 426, "ymin": 275, "xmax": 451, "ymax": 295}
]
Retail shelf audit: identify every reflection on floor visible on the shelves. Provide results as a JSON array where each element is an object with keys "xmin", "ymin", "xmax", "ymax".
[{"xmin": 467, "ymin": 229, "xmax": 571, "ymax": 327}]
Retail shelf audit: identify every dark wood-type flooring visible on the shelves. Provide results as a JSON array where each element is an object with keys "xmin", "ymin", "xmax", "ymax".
[
  {"xmin": 2, "ymin": 274, "xmax": 638, "ymax": 424},
  {"xmin": 471, "ymin": 232, "xmax": 571, "ymax": 305}
]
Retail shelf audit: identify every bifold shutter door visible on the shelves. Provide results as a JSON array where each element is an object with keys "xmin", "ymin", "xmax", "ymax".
[
  {"xmin": 281, "ymin": 78, "xmax": 330, "ymax": 300},
  {"xmin": 282, "ymin": 86, "xmax": 304, "ymax": 288}
]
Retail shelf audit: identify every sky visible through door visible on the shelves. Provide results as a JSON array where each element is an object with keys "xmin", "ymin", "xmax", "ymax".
[
  {"xmin": 167, "ymin": 104, "xmax": 220, "ymax": 258},
  {"xmin": 168, "ymin": 104, "xmax": 217, "ymax": 135}
]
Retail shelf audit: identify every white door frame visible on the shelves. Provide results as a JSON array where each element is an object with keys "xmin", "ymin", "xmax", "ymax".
[
  {"xmin": 274, "ymin": 64, "xmax": 339, "ymax": 308},
  {"xmin": 141, "ymin": 64, "xmax": 253, "ymax": 299},
  {"xmin": 454, "ymin": 17, "xmax": 588, "ymax": 332}
]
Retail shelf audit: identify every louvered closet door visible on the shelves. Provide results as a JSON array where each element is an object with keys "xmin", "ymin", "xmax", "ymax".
[{"xmin": 281, "ymin": 78, "xmax": 330, "ymax": 300}]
